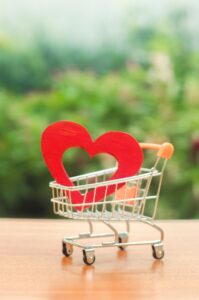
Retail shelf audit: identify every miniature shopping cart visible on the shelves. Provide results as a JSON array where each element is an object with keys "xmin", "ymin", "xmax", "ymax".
[{"xmin": 50, "ymin": 143, "xmax": 174, "ymax": 265}]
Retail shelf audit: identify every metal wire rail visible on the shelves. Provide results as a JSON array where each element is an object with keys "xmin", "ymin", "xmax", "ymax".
[{"xmin": 50, "ymin": 143, "xmax": 174, "ymax": 265}]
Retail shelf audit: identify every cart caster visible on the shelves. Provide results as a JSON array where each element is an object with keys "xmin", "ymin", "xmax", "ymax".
[
  {"xmin": 152, "ymin": 243, "xmax": 164, "ymax": 259},
  {"xmin": 118, "ymin": 232, "xmax": 129, "ymax": 250},
  {"xmin": 62, "ymin": 241, "xmax": 73, "ymax": 257},
  {"xmin": 83, "ymin": 249, "xmax": 95, "ymax": 265}
]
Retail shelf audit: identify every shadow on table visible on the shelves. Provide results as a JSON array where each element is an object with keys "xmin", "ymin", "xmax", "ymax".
[{"xmin": 49, "ymin": 252, "xmax": 164, "ymax": 299}]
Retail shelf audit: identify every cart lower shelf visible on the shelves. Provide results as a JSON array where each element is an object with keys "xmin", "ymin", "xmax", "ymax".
[{"xmin": 61, "ymin": 218, "xmax": 164, "ymax": 265}]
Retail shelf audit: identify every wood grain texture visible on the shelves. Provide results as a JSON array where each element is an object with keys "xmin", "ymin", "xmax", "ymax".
[{"xmin": 0, "ymin": 219, "xmax": 199, "ymax": 300}]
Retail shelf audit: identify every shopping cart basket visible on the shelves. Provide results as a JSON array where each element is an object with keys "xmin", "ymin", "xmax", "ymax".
[{"xmin": 50, "ymin": 142, "xmax": 174, "ymax": 265}]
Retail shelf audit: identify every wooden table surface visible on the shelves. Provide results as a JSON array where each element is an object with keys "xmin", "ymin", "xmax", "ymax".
[{"xmin": 0, "ymin": 219, "xmax": 199, "ymax": 300}]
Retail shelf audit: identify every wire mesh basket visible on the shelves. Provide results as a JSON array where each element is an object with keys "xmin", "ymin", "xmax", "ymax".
[{"xmin": 50, "ymin": 142, "xmax": 174, "ymax": 265}]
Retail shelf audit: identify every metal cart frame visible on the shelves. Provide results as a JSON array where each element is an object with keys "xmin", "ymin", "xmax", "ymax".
[{"xmin": 50, "ymin": 143, "xmax": 174, "ymax": 265}]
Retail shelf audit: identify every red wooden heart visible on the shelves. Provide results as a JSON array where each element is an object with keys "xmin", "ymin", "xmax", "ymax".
[{"xmin": 41, "ymin": 121, "xmax": 143, "ymax": 210}]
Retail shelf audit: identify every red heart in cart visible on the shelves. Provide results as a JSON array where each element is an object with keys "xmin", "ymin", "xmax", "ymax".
[{"xmin": 41, "ymin": 121, "xmax": 143, "ymax": 210}]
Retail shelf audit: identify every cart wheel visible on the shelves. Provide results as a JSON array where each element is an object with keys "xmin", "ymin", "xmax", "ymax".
[
  {"xmin": 62, "ymin": 241, "xmax": 73, "ymax": 257},
  {"xmin": 83, "ymin": 249, "xmax": 96, "ymax": 266},
  {"xmin": 118, "ymin": 237, "xmax": 125, "ymax": 251},
  {"xmin": 152, "ymin": 244, "xmax": 164, "ymax": 259},
  {"xmin": 118, "ymin": 232, "xmax": 129, "ymax": 251}
]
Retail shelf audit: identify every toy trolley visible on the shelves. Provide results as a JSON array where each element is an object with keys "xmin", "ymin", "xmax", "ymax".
[{"xmin": 50, "ymin": 142, "xmax": 174, "ymax": 265}]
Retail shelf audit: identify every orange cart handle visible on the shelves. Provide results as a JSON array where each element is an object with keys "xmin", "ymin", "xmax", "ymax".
[{"xmin": 139, "ymin": 143, "xmax": 174, "ymax": 160}]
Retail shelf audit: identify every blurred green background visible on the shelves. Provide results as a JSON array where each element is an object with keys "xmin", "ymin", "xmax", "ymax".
[{"xmin": 0, "ymin": 0, "xmax": 199, "ymax": 218}]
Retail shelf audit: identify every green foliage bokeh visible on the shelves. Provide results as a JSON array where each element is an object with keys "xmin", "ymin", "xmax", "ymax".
[{"xmin": 0, "ymin": 10, "xmax": 199, "ymax": 218}]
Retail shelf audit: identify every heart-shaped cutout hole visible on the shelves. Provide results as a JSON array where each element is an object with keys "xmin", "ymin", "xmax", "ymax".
[{"xmin": 63, "ymin": 148, "xmax": 116, "ymax": 179}]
